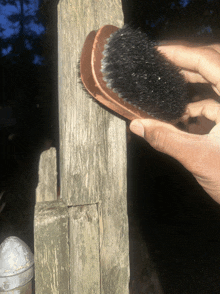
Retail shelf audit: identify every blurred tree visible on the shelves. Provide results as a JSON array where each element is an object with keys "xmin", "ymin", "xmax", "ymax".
[
  {"xmin": 0, "ymin": 0, "xmax": 44, "ymax": 62},
  {"xmin": 0, "ymin": 0, "xmax": 51, "ymax": 172}
]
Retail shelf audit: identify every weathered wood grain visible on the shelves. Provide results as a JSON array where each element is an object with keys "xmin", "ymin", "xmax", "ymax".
[
  {"xmin": 36, "ymin": 147, "xmax": 57, "ymax": 202},
  {"xmin": 58, "ymin": 0, "xmax": 129, "ymax": 292},
  {"xmin": 57, "ymin": 0, "xmax": 124, "ymax": 206},
  {"xmin": 34, "ymin": 200, "xmax": 69, "ymax": 294},
  {"xmin": 98, "ymin": 122, "xmax": 129, "ymax": 294},
  {"xmin": 69, "ymin": 204, "xmax": 100, "ymax": 294}
]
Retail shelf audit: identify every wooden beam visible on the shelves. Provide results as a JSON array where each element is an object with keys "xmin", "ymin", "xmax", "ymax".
[
  {"xmin": 69, "ymin": 204, "xmax": 100, "ymax": 293},
  {"xmin": 34, "ymin": 200, "xmax": 69, "ymax": 294},
  {"xmin": 58, "ymin": 0, "xmax": 129, "ymax": 292},
  {"xmin": 58, "ymin": 0, "xmax": 125, "ymax": 206},
  {"xmin": 36, "ymin": 147, "xmax": 57, "ymax": 202}
]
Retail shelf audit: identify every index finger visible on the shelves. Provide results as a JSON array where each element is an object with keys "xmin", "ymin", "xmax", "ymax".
[
  {"xmin": 186, "ymin": 99, "xmax": 220, "ymax": 124},
  {"xmin": 158, "ymin": 45, "xmax": 220, "ymax": 93}
]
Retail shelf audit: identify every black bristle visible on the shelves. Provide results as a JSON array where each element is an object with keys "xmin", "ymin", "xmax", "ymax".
[{"xmin": 102, "ymin": 25, "xmax": 190, "ymax": 121}]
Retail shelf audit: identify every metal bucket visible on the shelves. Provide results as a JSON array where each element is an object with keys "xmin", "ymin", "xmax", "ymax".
[{"xmin": 0, "ymin": 237, "xmax": 34, "ymax": 294}]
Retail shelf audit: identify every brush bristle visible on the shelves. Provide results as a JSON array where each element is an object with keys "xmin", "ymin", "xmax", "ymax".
[{"xmin": 101, "ymin": 25, "xmax": 189, "ymax": 121}]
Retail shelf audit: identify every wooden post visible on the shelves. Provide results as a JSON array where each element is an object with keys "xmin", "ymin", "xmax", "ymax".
[
  {"xmin": 69, "ymin": 205, "xmax": 100, "ymax": 293},
  {"xmin": 34, "ymin": 200, "xmax": 69, "ymax": 294},
  {"xmin": 34, "ymin": 148, "xmax": 70, "ymax": 294},
  {"xmin": 58, "ymin": 0, "xmax": 129, "ymax": 293},
  {"xmin": 36, "ymin": 147, "xmax": 57, "ymax": 203}
]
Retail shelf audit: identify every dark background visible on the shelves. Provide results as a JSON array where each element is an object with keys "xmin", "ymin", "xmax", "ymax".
[{"xmin": 1, "ymin": 0, "xmax": 220, "ymax": 293}]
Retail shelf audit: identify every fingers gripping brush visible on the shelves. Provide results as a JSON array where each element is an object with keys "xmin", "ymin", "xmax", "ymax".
[{"xmin": 80, "ymin": 25, "xmax": 189, "ymax": 122}]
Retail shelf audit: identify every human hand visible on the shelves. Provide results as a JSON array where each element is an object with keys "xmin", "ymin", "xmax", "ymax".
[
  {"xmin": 158, "ymin": 43, "xmax": 220, "ymax": 95},
  {"xmin": 130, "ymin": 44, "xmax": 220, "ymax": 203}
]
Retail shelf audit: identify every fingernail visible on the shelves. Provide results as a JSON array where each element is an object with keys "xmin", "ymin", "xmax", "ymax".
[
  {"xmin": 181, "ymin": 113, "xmax": 189, "ymax": 121},
  {"xmin": 181, "ymin": 108, "xmax": 190, "ymax": 121},
  {"xmin": 130, "ymin": 120, "xmax": 144, "ymax": 137}
]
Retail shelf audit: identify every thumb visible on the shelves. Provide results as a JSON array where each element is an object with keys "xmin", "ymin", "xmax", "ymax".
[
  {"xmin": 129, "ymin": 119, "xmax": 209, "ymax": 173},
  {"xmin": 130, "ymin": 119, "xmax": 220, "ymax": 203}
]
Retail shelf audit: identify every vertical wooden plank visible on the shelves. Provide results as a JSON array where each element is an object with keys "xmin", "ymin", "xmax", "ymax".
[
  {"xmin": 58, "ymin": 0, "xmax": 129, "ymax": 293},
  {"xmin": 57, "ymin": 0, "xmax": 124, "ymax": 206},
  {"xmin": 34, "ymin": 147, "xmax": 69, "ymax": 293},
  {"xmin": 99, "ymin": 121, "xmax": 129, "ymax": 294},
  {"xmin": 34, "ymin": 200, "xmax": 69, "ymax": 294},
  {"xmin": 69, "ymin": 204, "xmax": 100, "ymax": 294},
  {"xmin": 36, "ymin": 147, "xmax": 57, "ymax": 202}
]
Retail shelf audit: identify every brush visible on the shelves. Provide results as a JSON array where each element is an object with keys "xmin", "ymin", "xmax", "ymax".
[{"xmin": 80, "ymin": 24, "xmax": 190, "ymax": 122}]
